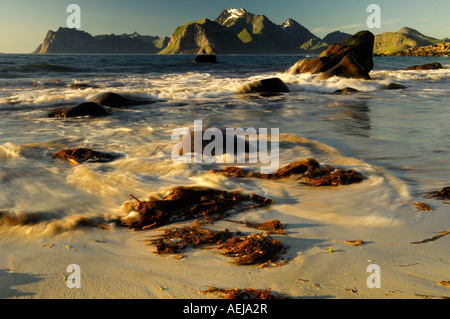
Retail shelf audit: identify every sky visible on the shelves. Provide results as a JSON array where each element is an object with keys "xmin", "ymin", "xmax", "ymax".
[{"xmin": 0, "ymin": 0, "xmax": 449, "ymax": 53}]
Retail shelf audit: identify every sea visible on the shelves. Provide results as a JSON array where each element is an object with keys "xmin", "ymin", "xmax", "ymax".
[{"xmin": 0, "ymin": 54, "xmax": 449, "ymax": 237}]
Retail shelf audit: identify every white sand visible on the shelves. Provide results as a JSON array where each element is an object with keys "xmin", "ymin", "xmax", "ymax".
[{"xmin": 0, "ymin": 196, "xmax": 448, "ymax": 300}]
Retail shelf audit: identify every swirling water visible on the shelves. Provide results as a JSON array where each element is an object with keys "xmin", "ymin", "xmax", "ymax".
[{"xmin": 0, "ymin": 54, "xmax": 449, "ymax": 236}]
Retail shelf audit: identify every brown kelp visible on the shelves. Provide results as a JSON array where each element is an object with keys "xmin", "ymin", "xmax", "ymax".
[
  {"xmin": 211, "ymin": 158, "xmax": 363, "ymax": 186},
  {"xmin": 52, "ymin": 148, "xmax": 116, "ymax": 164},
  {"xmin": 227, "ymin": 219, "xmax": 286, "ymax": 235},
  {"xmin": 121, "ymin": 186, "xmax": 272, "ymax": 230},
  {"xmin": 147, "ymin": 220, "xmax": 235, "ymax": 255},
  {"xmin": 410, "ymin": 230, "xmax": 450, "ymax": 244},
  {"xmin": 427, "ymin": 186, "xmax": 450, "ymax": 200},
  {"xmin": 202, "ymin": 287, "xmax": 279, "ymax": 299},
  {"xmin": 218, "ymin": 233, "xmax": 286, "ymax": 266},
  {"xmin": 414, "ymin": 202, "xmax": 433, "ymax": 212}
]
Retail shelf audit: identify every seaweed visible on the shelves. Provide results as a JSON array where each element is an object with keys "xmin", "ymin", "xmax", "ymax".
[
  {"xmin": 414, "ymin": 202, "xmax": 433, "ymax": 211},
  {"xmin": 343, "ymin": 240, "xmax": 364, "ymax": 246},
  {"xmin": 218, "ymin": 233, "xmax": 286, "ymax": 266},
  {"xmin": 211, "ymin": 158, "xmax": 363, "ymax": 186},
  {"xmin": 147, "ymin": 220, "xmax": 235, "ymax": 255},
  {"xmin": 52, "ymin": 148, "xmax": 116, "ymax": 164},
  {"xmin": 202, "ymin": 287, "xmax": 278, "ymax": 299},
  {"xmin": 122, "ymin": 186, "xmax": 272, "ymax": 230},
  {"xmin": 410, "ymin": 230, "xmax": 450, "ymax": 244},
  {"xmin": 427, "ymin": 186, "xmax": 450, "ymax": 200},
  {"xmin": 228, "ymin": 219, "xmax": 286, "ymax": 235},
  {"xmin": 302, "ymin": 165, "xmax": 363, "ymax": 186}
]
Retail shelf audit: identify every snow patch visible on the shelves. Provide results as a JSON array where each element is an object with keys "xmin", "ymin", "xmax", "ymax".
[{"xmin": 224, "ymin": 8, "xmax": 247, "ymax": 23}]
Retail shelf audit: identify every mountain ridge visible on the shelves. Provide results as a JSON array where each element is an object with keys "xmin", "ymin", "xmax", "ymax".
[
  {"xmin": 33, "ymin": 27, "xmax": 168, "ymax": 54},
  {"xmin": 32, "ymin": 9, "xmax": 448, "ymax": 55}
]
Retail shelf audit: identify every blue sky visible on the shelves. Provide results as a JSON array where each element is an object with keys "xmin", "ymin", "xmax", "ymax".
[{"xmin": 1, "ymin": 0, "xmax": 449, "ymax": 53}]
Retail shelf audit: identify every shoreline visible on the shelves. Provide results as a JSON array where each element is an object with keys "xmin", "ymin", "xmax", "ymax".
[{"xmin": 1, "ymin": 193, "xmax": 448, "ymax": 299}]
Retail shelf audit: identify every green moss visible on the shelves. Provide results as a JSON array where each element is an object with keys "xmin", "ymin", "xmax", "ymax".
[
  {"xmin": 197, "ymin": 45, "xmax": 213, "ymax": 54},
  {"xmin": 238, "ymin": 28, "xmax": 253, "ymax": 43},
  {"xmin": 194, "ymin": 18, "xmax": 207, "ymax": 25},
  {"xmin": 252, "ymin": 16, "xmax": 265, "ymax": 34},
  {"xmin": 173, "ymin": 25, "xmax": 186, "ymax": 38}
]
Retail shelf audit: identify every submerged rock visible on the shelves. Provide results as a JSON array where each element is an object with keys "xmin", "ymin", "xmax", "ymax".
[
  {"xmin": 52, "ymin": 148, "xmax": 117, "ymax": 163},
  {"xmin": 178, "ymin": 130, "xmax": 253, "ymax": 156},
  {"xmin": 404, "ymin": 62, "xmax": 443, "ymax": 71},
  {"xmin": 211, "ymin": 158, "xmax": 363, "ymax": 186},
  {"xmin": 44, "ymin": 102, "xmax": 110, "ymax": 118},
  {"xmin": 89, "ymin": 92, "xmax": 156, "ymax": 108},
  {"xmin": 194, "ymin": 54, "xmax": 217, "ymax": 63},
  {"xmin": 121, "ymin": 186, "xmax": 272, "ymax": 230},
  {"xmin": 288, "ymin": 30, "xmax": 374, "ymax": 79},
  {"xmin": 236, "ymin": 77, "xmax": 290, "ymax": 94}
]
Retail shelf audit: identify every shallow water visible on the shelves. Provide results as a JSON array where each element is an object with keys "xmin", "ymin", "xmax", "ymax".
[{"xmin": 0, "ymin": 54, "xmax": 449, "ymax": 236}]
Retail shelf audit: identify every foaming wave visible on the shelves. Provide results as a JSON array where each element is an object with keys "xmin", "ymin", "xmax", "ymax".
[
  {"xmin": 0, "ymin": 142, "xmax": 21, "ymax": 159},
  {"xmin": 371, "ymin": 67, "xmax": 450, "ymax": 82},
  {"xmin": 0, "ymin": 210, "xmax": 117, "ymax": 237}
]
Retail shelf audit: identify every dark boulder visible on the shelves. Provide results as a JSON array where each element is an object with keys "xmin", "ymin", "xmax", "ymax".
[
  {"xmin": 179, "ymin": 130, "xmax": 253, "ymax": 156},
  {"xmin": 89, "ymin": 92, "xmax": 156, "ymax": 108},
  {"xmin": 44, "ymin": 102, "xmax": 110, "ymax": 118},
  {"xmin": 194, "ymin": 54, "xmax": 217, "ymax": 63},
  {"xmin": 236, "ymin": 77, "xmax": 290, "ymax": 94},
  {"xmin": 404, "ymin": 62, "xmax": 443, "ymax": 71},
  {"xmin": 288, "ymin": 30, "xmax": 375, "ymax": 78},
  {"xmin": 317, "ymin": 55, "xmax": 370, "ymax": 80}
]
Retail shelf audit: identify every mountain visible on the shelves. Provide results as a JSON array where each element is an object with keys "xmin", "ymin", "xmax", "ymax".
[
  {"xmin": 322, "ymin": 31, "xmax": 352, "ymax": 45},
  {"xmin": 33, "ymin": 12, "xmax": 446, "ymax": 55},
  {"xmin": 33, "ymin": 27, "xmax": 169, "ymax": 54},
  {"xmin": 379, "ymin": 42, "xmax": 450, "ymax": 56},
  {"xmin": 159, "ymin": 18, "xmax": 244, "ymax": 54},
  {"xmin": 374, "ymin": 27, "xmax": 445, "ymax": 55},
  {"xmin": 160, "ymin": 8, "xmax": 321, "ymax": 54}
]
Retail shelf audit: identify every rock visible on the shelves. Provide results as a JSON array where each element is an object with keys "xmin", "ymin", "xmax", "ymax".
[
  {"xmin": 89, "ymin": 92, "xmax": 156, "ymax": 108},
  {"xmin": 44, "ymin": 102, "xmax": 110, "ymax": 118},
  {"xmin": 52, "ymin": 148, "xmax": 117, "ymax": 163},
  {"xmin": 236, "ymin": 77, "xmax": 290, "ymax": 94},
  {"xmin": 404, "ymin": 62, "xmax": 443, "ymax": 70},
  {"xmin": 288, "ymin": 30, "xmax": 374, "ymax": 78},
  {"xmin": 179, "ymin": 130, "xmax": 253, "ymax": 156},
  {"xmin": 194, "ymin": 54, "xmax": 217, "ymax": 63},
  {"xmin": 332, "ymin": 87, "xmax": 360, "ymax": 95},
  {"xmin": 317, "ymin": 55, "xmax": 370, "ymax": 80},
  {"xmin": 382, "ymin": 83, "xmax": 407, "ymax": 90}
]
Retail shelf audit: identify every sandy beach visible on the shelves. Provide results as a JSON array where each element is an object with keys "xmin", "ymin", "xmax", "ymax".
[{"xmin": 1, "ymin": 184, "xmax": 448, "ymax": 300}]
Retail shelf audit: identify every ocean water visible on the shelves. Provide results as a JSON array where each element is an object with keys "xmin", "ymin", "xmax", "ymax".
[{"xmin": 0, "ymin": 54, "xmax": 449, "ymax": 236}]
